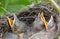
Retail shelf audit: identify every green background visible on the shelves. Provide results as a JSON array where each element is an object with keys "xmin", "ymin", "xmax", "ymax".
[{"xmin": 0, "ymin": 0, "xmax": 60, "ymax": 16}]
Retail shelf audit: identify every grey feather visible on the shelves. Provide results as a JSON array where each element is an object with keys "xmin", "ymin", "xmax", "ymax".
[
  {"xmin": 48, "ymin": 16, "xmax": 56, "ymax": 30},
  {"xmin": 33, "ymin": 13, "xmax": 44, "ymax": 30}
]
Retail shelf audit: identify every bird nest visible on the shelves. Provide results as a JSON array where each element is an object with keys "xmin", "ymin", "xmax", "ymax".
[
  {"xmin": 16, "ymin": 4, "xmax": 58, "ymax": 25},
  {"xmin": 0, "ymin": 4, "xmax": 59, "ymax": 38}
]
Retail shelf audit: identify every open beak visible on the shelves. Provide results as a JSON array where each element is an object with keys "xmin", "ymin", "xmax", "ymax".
[
  {"xmin": 7, "ymin": 17, "xmax": 14, "ymax": 28},
  {"xmin": 40, "ymin": 12, "xmax": 48, "ymax": 31},
  {"xmin": 7, "ymin": 16, "xmax": 24, "ymax": 38}
]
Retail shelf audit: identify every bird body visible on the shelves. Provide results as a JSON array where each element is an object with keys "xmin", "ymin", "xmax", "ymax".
[
  {"xmin": 3, "ymin": 32, "xmax": 18, "ymax": 39},
  {"xmin": 7, "ymin": 14, "xmax": 26, "ymax": 34},
  {"xmin": 29, "ymin": 30, "xmax": 57, "ymax": 39},
  {"xmin": 7, "ymin": 14, "xmax": 27, "ymax": 39},
  {"xmin": 29, "ymin": 13, "xmax": 57, "ymax": 39}
]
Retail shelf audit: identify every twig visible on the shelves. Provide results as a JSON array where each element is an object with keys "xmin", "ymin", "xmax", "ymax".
[
  {"xmin": 48, "ymin": 0, "xmax": 60, "ymax": 13},
  {"xmin": 19, "ymin": 16, "xmax": 36, "ymax": 19}
]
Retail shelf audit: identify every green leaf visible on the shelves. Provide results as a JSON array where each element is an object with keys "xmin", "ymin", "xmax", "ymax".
[
  {"xmin": 0, "ymin": 0, "xmax": 59, "ymax": 16},
  {"xmin": 9, "ymin": 0, "xmax": 31, "ymax": 5},
  {"xmin": 0, "ymin": 0, "xmax": 9, "ymax": 16},
  {"xmin": 6, "ymin": 4, "xmax": 29, "ymax": 13}
]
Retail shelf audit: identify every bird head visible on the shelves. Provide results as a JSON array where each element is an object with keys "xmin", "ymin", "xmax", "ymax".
[
  {"xmin": 7, "ymin": 14, "xmax": 26, "ymax": 34},
  {"xmin": 33, "ymin": 12, "xmax": 45, "ymax": 31},
  {"xmin": 40, "ymin": 12, "xmax": 57, "ymax": 32},
  {"xmin": 47, "ymin": 15, "xmax": 57, "ymax": 32}
]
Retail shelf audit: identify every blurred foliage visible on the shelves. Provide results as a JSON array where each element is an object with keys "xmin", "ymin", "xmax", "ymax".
[
  {"xmin": 0, "ymin": 0, "xmax": 59, "ymax": 16},
  {"xmin": 0, "ymin": 0, "xmax": 50, "ymax": 16}
]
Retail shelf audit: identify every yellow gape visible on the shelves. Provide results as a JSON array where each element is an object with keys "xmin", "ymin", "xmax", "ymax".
[
  {"xmin": 7, "ymin": 17, "xmax": 24, "ymax": 39},
  {"xmin": 7, "ymin": 17, "xmax": 14, "ymax": 28},
  {"xmin": 40, "ymin": 12, "xmax": 48, "ymax": 31}
]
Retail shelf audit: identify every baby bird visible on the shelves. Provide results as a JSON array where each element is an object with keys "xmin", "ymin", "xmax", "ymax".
[
  {"xmin": 26, "ymin": 12, "xmax": 45, "ymax": 38},
  {"xmin": 39, "ymin": 12, "xmax": 57, "ymax": 32},
  {"xmin": 7, "ymin": 14, "xmax": 28, "ymax": 39},
  {"xmin": 7, "ymin": 14, "xmax": 26, "ymax": 33},
  {"xmin": 33, "ymin": 12, "xmax": 45, "ymax": 32},
  {"xmin": 29, "ymin": 15, "xmax": 57, "ymax": 39},
  {"xmin": 46, "ymin": 15, "xmax": 57, "ymax": 32}
]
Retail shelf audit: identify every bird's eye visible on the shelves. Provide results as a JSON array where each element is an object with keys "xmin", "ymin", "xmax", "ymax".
[{"xmin": 14, "ymin": 26, "xmax": 17, "ymax": 31}]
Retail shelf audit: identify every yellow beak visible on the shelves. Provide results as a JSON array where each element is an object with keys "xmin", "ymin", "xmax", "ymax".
[
  {"xmin": 7, "ymin": 16, "xmax": 24, "ymax": 38},
  {"xmin": 40, "ymin": 12, "xmax": 48, "ymax": 30},
  {"xmin": 7, "ymin": 17, "xmax": 14, "ymax": 28}
]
